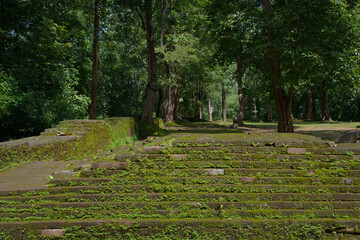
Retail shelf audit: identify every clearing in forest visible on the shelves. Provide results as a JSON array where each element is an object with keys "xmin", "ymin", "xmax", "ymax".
[{"xmin": 0, "ymin": 120, "xmax": 360, "ymax": 239}]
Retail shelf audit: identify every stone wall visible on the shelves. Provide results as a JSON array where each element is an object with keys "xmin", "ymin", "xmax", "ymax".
[{"xmin": 0, "ymin": 117, "xmax": 137, "ymax": 170}]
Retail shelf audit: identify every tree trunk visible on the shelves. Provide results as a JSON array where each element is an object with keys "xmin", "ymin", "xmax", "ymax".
[
  {"xmin": 208, "ymin": 95, "xmax": 213, "ymax": 122},
  {"xmin": 261, "ymin": 0, "xmax": 294, "ymax": 133},
  {"xmin": 195, "ymin": 82, "xmax": 202, "ymax": 120},
  {"xmin": 233, "ymin": 56, "xmax": 247, "ymax": 126},
  {"xmin": 158, "ymin": 0, "xmax": 171, "ymax": 121},
  {"xmin": 90, "ymin": 0, "xmax": 100, "ymax": 119},
  {"xmin": 322, "ymin": 79, "xmax": 332, "ymax": 122},
  {"xmin": 253, "ymin": 98, "xmax": 257, "ymax": 119},
  {"xmin": 267, "ymin": 104, "xmax": 273, "ymax": 121},
  {"xmin": 304, "ymin": 85, "xmax": 313, "ymax": 120},
  {"xmin": 160, "ymin": 0, "xmax": 168, "ymax": 48},
  {"xmin": 222, "ymin": 84, "xmax": 226, "ymax": 122},
  {"xmin": 160, "ymin": 85, "xmax": 175, "ymax": 122},
  {"xmin": 173, "ymin": 87, "xmax": 181, "ymax": 120},
  {"xmin": 141, "ymin": 0, "xmax": 158, "ymax": 123}
]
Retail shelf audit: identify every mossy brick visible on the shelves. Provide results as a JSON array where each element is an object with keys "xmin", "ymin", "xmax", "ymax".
[
  {"xmin": 40, "ymin": 229, "xmax": 64, "ymax": 236},
  {"xmin": 287, "ymin": 148, "xmax": 307, "ymax": 154},
  {"xmin": 142, "ymin": 146, "xmax": 166, "ymax": 154},
  {"xmin": 170, "ymin": 154, "xmax": 188, "ymax": 160},
  {"xmin": 154, "ymin": 118, "xmax": 165, "ymax": 128},
  {"xmin": 91, "ymin": 162, "xmax": 128, "ymax": 170}
]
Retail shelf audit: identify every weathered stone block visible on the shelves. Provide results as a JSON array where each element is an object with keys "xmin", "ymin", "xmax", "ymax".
[
  {"xmin": 205, "ymin": 169, "xmax": 224, "ymax": 175},
  {"xmin": 91, "ymin": 162, "xmax": 128, "ymax": 170},
  {"xmin": 170, "ymin": 154, "xmax": 187, "ymax": 160},
  {"xmin": 287, "ymin": 148, "xmax": 306, "ymax": 155},
  {"xmin": 241, "ymin": 177, "xmax": 256, "ymax": 183},
  {"xmin": 335, "ymin": 130, "xmax": 360, "ymax": 143},
  {"xmin": 142, "ymin": 146, "xmax": 166, "ymax": 154},
  {"xmin": 154, "ymin": 118, "xmax": 165, "ymax": 128},
  {"xmin": 40, "ymin": 229, "xmax": 64, "ymax": 236}
]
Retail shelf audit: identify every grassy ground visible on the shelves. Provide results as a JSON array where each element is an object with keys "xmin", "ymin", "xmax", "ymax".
[{"xmin": 177, "ymin": 120, "xmax": 360, "ymax": 142}]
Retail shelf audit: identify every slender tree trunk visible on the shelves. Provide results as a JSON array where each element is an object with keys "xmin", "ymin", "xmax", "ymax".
[
  {"xmin": 253, "ymin": 98, "xmax": 257, "ymax": 119},
  {"xmin": 233, "ymin": 56, "xmax": 247, "ymax": 126},
  {"xmin": 267, "ymin": 104, "xmax": 273, "ymax": 121},
  {"xmin": 90, "ymin": 0, "xmax": 100, "ymax": 119},
  {"xmin": 322, "ymin": 79, "xmax": 332, "ymax": 122},
  {"xmin": 261, "ymin": 0, "xmax": 294, "ymax": 132},
  {"xmin": 222, "ymin": 83, "xmax": 226, "ymax": 122},
  {"xmin": 305, "ymin": 85, "xmax": 313, "ymax": 120},
  {"xmin": 160, "ymin": 0, "xmax": 168, "ymax": 48},
  {"xmin": 173, "ymin": 87, "xmax": 181, "ymax": 120},
  {"xmin": 141, "ymin": 0, "xmax": 158, "ymax": 123},
  {"xmin": 312, "ymin": 102, "xmax": 316, "ymax": 120},
  {"xmin": 208, "ymin": 95, "xmax": 213, "ymax": 122},
  {"xmin": 195, "ymin": 82, "xmax": 202, "ymax": 120}
]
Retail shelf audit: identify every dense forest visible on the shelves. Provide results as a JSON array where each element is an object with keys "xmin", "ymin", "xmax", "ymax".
[{"xmin": 1, "ymin": 0, "xmax": 359, "ymax": 140}]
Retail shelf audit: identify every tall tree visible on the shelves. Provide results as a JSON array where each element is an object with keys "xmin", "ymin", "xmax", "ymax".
[
  {"xmin": 321, "ymin": 80, "xmax": 333, "ymax": 122},
  {"xmin": 141, "ymin": 0, "xmax": 158, "ymax": 122},
  {"xmin": 221, "ymin": 83, "xmax": 226, "ymax": 122},
  {"xmin": 232, "ymin": 57, "xmax": 247, "ymax": 126},
  {"xmin": 261, "ymin": 0, "xmax": 294, "ymax": 132},
  {"xmin": 90, "ymin": 0, "xmax": 100, "ymax": 119},
  {"xmin": 304, "ymin": 85, "xmax": 313, "ymax": 120}
]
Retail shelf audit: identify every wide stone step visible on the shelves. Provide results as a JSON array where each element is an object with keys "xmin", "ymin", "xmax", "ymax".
[
  {"xmin": 171, "ymin": 139, "xmax": 327, "ymax": 148},
  {"xmin": 115, "ymin": 153, "xmax": 360, "ymax": 162},
  {"xmin": 1, "ymin": 201, "xmax": 358, "ymax": 212},
  {"xmin": 1, "ymin": 218, "xmax": 360, "ymax": 239},
  {"xmin": 117, "ymin": 153, "xmax": 356, "ymax": 162},
  {"xmin": 148, "ymin": 145, "xmax": 360, "ymax": 155},
  {"xmin": 126, "ymin": 159, "xmax": 360, "ymax": 170},
  {"xmin": 2, "ymin": 209, "xmax": 360, "ymax": 222},
  {"xmin": 50, "ymin": 174, "xmax": 360, "ymax": 187},
  {"xmin": 79, "ymin": 164, "xmax": 360, "ymax": 178},
  {"xmin": 1, "ymin": 193, "xmax": 360, "ymax": 204},
  {"xmin": 2, "ymin": 183, "xmax": 360, "ymax": 197}
]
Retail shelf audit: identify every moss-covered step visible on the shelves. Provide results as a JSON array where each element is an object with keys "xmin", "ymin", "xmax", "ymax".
[
  {"xmin": 69, "ymin": 168, "xmax": 360, "ymax": 179},
  {"xmin": 49, "ymin": 172, "xmax": 360, "ymax": 187},
  {"xmin": 116, "ymin": 152, "xmax": 356, "ymax": 162},
  {"xmin": 1, "ymin": 200, "xmax": 359, "ymax": 213},
  {"xmin": 0, "ymin": 117, "xmax": 137, "ymax": 170},
  {"xmin": 168, "ymin": 132, "xmax": 328, "ymax": 146},
  {"xmin": 158, "ymin": 146, "xmax": 360, "ymax": 155},
  {"xmin": 1, "ymin": 218, "xmax": 360, "ymax": 239},
  {"xmin": 1, "ymin": 192, "xmax": 360, "ymax": 205},
  {"xmin": 2, "ymin": 183, "xmax": 360, "ymax": 198},
  {"xmin": 3, "ymin": 208, "xmax": 360, "ymax": 222},
  {"xmin": 78, "ymin": 167, "xmax": 360, "ymax": 179},
  {"xmin": 126, "ymin": 159, "xmax": 360, "ymax": 170}
]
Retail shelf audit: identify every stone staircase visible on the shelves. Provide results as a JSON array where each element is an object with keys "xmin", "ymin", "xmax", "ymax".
[{"xmin": 1, "ymin": 129, "xmax": 360, "ymax": 239}]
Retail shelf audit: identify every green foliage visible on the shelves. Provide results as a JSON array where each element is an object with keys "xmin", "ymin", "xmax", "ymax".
[{"xmin": 1, "ymin": 0, "xmax": 360, "ymax": 138}]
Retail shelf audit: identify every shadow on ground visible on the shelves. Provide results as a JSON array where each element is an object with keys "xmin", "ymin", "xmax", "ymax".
[{"xmin": 165, "ymin": 120, "xmax": 358, "ymax": 141}]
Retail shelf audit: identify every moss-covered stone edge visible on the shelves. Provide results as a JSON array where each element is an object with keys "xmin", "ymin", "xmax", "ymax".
[{"xmin": 0, "ymin": 117, "xmax": 146, "ymax": 171}]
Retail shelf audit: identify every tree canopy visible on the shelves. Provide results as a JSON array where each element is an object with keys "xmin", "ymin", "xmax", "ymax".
[{"xmin": 1, "ymin": 0, "xmax": 359, "ymax": 139}]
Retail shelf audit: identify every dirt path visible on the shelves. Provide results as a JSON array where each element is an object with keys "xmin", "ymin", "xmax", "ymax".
[{"xmin": 0, "ymin": 160, "xmax": 79, "ymax": 191}]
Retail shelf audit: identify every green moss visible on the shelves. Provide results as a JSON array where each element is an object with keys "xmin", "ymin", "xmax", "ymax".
[
  {"xmin": 138, "ymin": 122, "xmax": 167, "ymax": 139},
  {"xmin": 154, "ymin": 118, "xmax": 165, "ymax": 128},
  {"xmin": 0, "ymin": 118, "xmax": 138, "ymax": 171}
]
